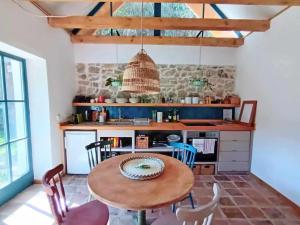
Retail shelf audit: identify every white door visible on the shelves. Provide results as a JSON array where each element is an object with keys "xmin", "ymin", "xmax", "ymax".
[{"xmin": 65, "ymin": 131, "xmax": 96, "ymax": 174}]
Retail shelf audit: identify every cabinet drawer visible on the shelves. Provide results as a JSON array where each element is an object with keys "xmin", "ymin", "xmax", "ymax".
[
  {"xmin": 218, "ymin": 162, "xmax": 250, "ymax": 172},
  {"xmin": 219, "ymin": 151, "xmax": 249, "ymax": 162},
  {"xmin": 220, "ymin": 141, "xmax": 250, "ymax": 152},
  {"xmin": 220, "ymin": 131, "xmax": 250, "ymax": 141}
]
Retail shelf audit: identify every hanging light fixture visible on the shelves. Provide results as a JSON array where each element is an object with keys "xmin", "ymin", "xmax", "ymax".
[{"xmin": 121, "ymin": 0, "xmax": 160, "ymax": 94}]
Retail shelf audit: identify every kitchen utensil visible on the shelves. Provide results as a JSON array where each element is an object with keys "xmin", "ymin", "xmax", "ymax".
[
  {"xmin": 116, "ymin": 98, "xmax": 128, "ymax": 103},
  {"xmin": 167, "ymin": 134, "xmax": 180, "ymax": 143},
  {"xmin": 105, "ymin": 98, "xmax": 115, "ymax": 103},
  {"xmin": 129, "ymin": 98, "xmax": 140, "ymax": 103}
]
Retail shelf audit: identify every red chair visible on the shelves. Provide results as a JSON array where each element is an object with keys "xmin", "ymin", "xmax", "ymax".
[{"xmin": 42, "ymin": 164, "xmax": 109, "ymax": 225}]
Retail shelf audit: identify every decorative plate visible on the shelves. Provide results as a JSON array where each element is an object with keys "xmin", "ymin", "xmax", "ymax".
[{"xmin": 119, "ymin": 156, "xmax": 165, "ymax": 180}]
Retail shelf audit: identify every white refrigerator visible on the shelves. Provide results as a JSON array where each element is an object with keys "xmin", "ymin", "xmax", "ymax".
[{"xmin": 64, "ymin": 131, "xmax": 96, "ymax": 174}]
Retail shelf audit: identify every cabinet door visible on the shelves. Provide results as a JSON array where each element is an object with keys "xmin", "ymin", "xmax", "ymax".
[{"xmin": 65, "ymin": 131, "xmax": 96, "ymax": 174}]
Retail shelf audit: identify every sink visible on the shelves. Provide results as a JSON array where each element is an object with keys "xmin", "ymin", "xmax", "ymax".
[
  {"xmin": 105, "ymin": 121, "xmax": 134, "ymax": 126},
  {"xmin": 183, "ymin": 122, "xmax": 216, "ymax": 126}
]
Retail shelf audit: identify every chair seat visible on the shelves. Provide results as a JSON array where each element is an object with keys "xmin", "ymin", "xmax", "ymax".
[
  {"xmin": 63, "ymin": 200, "xmax": 109, "ymax": 225},
  {"xmin": 152, "ymin": 212, "xmax": 181, "ymax": 225}
]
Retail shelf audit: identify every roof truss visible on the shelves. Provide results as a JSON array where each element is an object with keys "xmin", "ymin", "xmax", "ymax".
[{"xmin": 29, "ymin": 0, "xmax": 300, "ymax": 5}]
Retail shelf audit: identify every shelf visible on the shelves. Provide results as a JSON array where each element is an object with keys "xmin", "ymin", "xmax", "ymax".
[{"xmin": 72, "ymin": 103, "xmax": 239, "ymax": 108}]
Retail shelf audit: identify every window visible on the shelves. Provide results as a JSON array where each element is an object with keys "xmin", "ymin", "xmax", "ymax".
[{"xmin": 0, "ymin": 52, "xmax": 31, "ymax": 191}]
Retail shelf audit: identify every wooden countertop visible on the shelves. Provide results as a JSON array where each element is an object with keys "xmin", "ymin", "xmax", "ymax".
[{"xmin": 60, "ymin": 120, "xmax": 254, "ymax": 131}]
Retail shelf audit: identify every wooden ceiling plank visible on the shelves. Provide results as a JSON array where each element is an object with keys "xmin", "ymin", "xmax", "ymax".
[
  {"xmin": 71, "ymin": 35, "xmax": 244, "ymax": 47},
  {"xmin": 28, "ymin": 0, "xmax": 300, "ymax": 6},
  {"xmin": 49, "ymin": 17, "xmax": 270, "ymax": 32}
]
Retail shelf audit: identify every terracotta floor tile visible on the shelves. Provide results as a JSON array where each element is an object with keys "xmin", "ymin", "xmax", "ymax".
[
  {"xmin": 220, "ymin": 197, "xmax": 236, "ymax": 206},
  {"xmin": 249, "ymin": 196, "xmax": 272, "ymax": 206},
  {"xmin": 212, "ymin": 219, "xmax": 230, "ymax": 225},
  {"xmin": 250, "ymin": 219, "xmax": 274, "ymax": 225},
  {"xmin": 267, "ymin": 196, "xmax": 291, "ymax": 207},
  {"xmin": 240, "ymin": 207, "xmax": 266, "ymax": 218},
  {"xmin": 221, "ymin": 207, "xmax": 245, "ymax": 219},
  {"xmin": 194, "ymin": 181, "xmax": 206, "ymax": 187},
  {"xmin": 226, "ymin": 188, "xmax": 244, "ymax": 196},
  {"xmin": 241, "ymin": 188, "xmax": 261, "ymax": 197},
  {"xmin": 220, "ymin": 182, "xmax": 237, "ymax": 189},
  {"xmin": 272, "ymin": 220, "xmax": 300, "ymax": 225},
  {"xmin": 229, "ymin": 219, "xmax": 252, "ymax": 225},
  {"xmin": 227, "ymin": 175, "xmax": 244, "ymax": 181},
  {"xmin": 278, "ymin": 207, "xmax": 300, "ymax": 220},
  {"xmin": 215, "ymin": 175, "xmax": 231, "ymax": 181},
  {"xmin": 235, "ymin": 181, "xmax": 252, "ymax": 188},
  {"xmin": 261, "ymin": 207, "xmax": 285, "ymax": 219},
  {"xmin": 233, "ymin": 197, "xmax": 254, "ymax": 206}
]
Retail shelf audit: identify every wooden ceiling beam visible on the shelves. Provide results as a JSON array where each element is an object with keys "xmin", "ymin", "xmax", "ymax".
[
  {"xmin": 29, "ymin": 0, "xmax": 300, "ymax": 5},
  {"xmin": 49, "ymin": 17, "xmax": 270, "ymax": 32},
  {"xmin": 71, "ymin": 35, "xmax": 244, "ymax": 47},
  {"xmin": 78, "ymin": 2, "xmax": 124, "ymax": 35}
]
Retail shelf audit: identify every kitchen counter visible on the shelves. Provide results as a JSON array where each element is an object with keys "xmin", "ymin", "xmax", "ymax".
[{"xmin": 60, "ymin": 120, "xmax": 254, "ymax": 131}]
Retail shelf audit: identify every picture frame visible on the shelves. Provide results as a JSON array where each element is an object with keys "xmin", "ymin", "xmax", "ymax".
[{"xmin": 238, "ymin": 100, "xmax": 257, "ymax": 127}]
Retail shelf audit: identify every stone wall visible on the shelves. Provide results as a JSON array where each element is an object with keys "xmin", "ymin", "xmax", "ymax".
[{"xmin": 76, "ymin": 63, "xmax": 236, "ymax": 99}]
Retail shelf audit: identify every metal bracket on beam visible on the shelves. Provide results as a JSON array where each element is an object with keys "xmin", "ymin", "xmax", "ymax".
[
  {"xmin": 154, "ymin": 3, "xmax": 161, "ymax": 36},
  {"xmin": 72, "ymin": 2, "xmax": 105, "ymax": 35}
]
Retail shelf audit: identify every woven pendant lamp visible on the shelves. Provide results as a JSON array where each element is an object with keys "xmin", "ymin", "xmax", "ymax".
[
  {"xmin": 121, "ymin": 0, "xmax": 160, "ymax": 94},
  {"xmin": 122, "ymin": 49, "xmax": 160, "ymax": 94}
]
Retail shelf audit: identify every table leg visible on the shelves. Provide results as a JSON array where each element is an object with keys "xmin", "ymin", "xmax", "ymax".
[{"xmin": 137, "ymin": 210, "xmax": 146, "ymax": 225}]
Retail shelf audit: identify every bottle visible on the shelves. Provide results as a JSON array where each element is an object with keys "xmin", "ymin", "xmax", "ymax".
[
  {"xmin": 176, "ymin": 109, "xmax": 180, "ymax": 121},
  {"xmin": 173, "ymin": 109, "xmax": 177, "ymax": 122},
  {"xmin": 168, "ymin": 110, "xmax": 172, "ymax": 122}
]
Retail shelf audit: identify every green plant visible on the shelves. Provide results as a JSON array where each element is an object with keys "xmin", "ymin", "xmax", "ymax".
[
  {"xmin": 105, "ymin": 75, "xmax": 123, "ymax": 87},
  {"xmin": 190, "ymin": 78, "xmax": 214, "ymax": 91}
]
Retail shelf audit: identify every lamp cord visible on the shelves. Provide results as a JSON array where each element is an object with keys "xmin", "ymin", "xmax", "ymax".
[
  {"xmin": 199, "ymin": 3, "xmax": 205, "ymax": 71},
  {"xmin": 141, "ymin": 0, "xmax": 144, "ymax": 51}
]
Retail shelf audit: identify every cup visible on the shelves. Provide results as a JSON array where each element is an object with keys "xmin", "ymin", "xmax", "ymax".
[
  {"xmin": 185, "ymin": 97, "xmax": 192, "ymax": 104},
  {"xmin": 192, "ymin": 97, "xmax": 199, "ymax": 104},
  {"xmin": 157, "ymin": 112, "xmax": 163, "ymax": 123},
  {"xmin": 98, "ymin": 96, "xmax": 105, "ymax": 103}
]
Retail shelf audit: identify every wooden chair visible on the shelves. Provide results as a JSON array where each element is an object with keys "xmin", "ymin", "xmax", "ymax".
[
  {"xmin": 42, "ymin": 164, "xmax": 109, "ymax": 225},
  {"xmin": 152, "ymin": 183, "xmax": 221, "ymax": 225},
  {"xmin": 170, "ymin": 142, "xmax": 197, "ymax": 211},
  {"xmin": 85, "ymin": 140, "xmax": 113, "ymax": 170}
]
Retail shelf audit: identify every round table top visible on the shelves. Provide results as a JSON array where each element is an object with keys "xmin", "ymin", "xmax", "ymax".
[{"xmin": 88, "ymin": 153, "xmax": 194, "ymax": 210}]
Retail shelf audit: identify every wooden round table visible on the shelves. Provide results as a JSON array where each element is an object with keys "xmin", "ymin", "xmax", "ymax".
[{"xmin": 88, "ymin": 153, "xmax": 194, "ymax": 225}]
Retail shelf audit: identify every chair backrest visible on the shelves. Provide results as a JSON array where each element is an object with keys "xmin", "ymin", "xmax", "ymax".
[
  {"xmin": 42, "ymin": 164, "xmax": 68, "ymax": 225},
  {"xmin": 85, "ymin": 140, "xmax": 112, "ymax": 170},
  {"xmin": 176, "ymin": 183, "xmax": 221, "ymax": 225},
  {"xmin": 170, "ymin": 142, "xmax": 197, "ymax": 169}
]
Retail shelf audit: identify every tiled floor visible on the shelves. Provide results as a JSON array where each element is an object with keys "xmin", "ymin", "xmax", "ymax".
[{"xmin": 0, "ymin": 174, "xmax": 300, "ymax": 225}]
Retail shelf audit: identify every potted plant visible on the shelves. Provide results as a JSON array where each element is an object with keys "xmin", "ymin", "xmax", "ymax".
[{"xmin": 105, "ymin": 75, "xmax": 123, "ymax": 87}]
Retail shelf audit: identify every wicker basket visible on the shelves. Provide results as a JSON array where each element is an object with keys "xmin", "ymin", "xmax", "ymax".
[
  {"xmin": 122, "ymin": 49, "xmax": 160, "ymax": 94},
  {"xmin": 136, "ymin": 135, "xmax": 149, "ymax": 149}
]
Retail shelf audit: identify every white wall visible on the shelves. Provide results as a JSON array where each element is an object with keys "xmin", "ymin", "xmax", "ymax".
[
  {"xmin": 236, "ymin": 7, "xmax": 300, "ymax": 206},
  {"xmin": 74, "ymin": 44, "xmax": 237, "ymax": 65},
  {"xmin": 0, "ymin": 1, "xmax": 76, "ymax": 179}
]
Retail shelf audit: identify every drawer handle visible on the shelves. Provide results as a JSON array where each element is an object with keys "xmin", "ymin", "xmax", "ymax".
[
  {"xmin": 232, "ymin": 149, "xmax": 238, "ymax": 152},
  {"xmin": 232, "ymin": 160, "xmax": 237, "ymax": 162}
]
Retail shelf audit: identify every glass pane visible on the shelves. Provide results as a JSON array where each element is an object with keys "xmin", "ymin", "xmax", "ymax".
[
  {"xmin": 0, "ymin": 57, "xmax": 4, "ymax": 100},
  {"xmin": 11, "ymin": 139, "xmax": 29, "ymax": 181},
  {"xmin": 0, "ymin": 103, "xmax": 7, "ymax": 145},
  {"xmin": 8, "ymin": 102, "xmax": 26, "ymax": 141},
  {"xmin": 4, "ymin": 57, "xmax": 24, "ymax": 100},
  {"xmin": 0, "ymin": 145, "xmax": 10, "ymax": 188}
]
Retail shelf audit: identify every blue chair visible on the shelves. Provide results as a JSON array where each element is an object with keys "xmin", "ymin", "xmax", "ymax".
[{"xmin": 169, "ymin": 142, "xmax": 197, "ymax": 211}]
